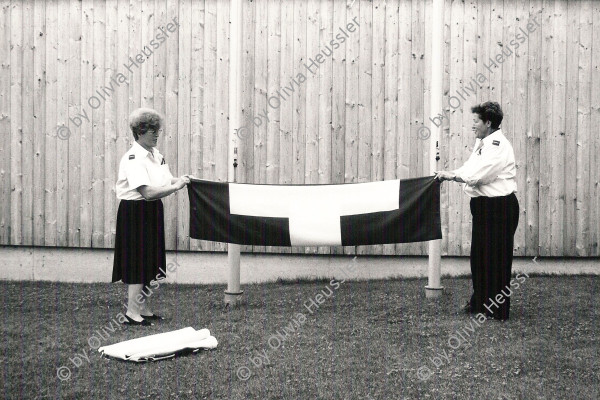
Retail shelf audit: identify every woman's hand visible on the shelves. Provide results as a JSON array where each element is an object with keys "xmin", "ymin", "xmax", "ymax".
[
  {"xmin": 434, "ymin": 171, "xmax": 455, "ymax": 182},
  {"xmin": 175, "ymin": 176, "xmax": 190, "ymax": 190}
]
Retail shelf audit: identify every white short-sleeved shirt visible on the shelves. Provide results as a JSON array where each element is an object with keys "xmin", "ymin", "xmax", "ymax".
[
  {"xmin": 452, "ymin": 129, "xmax": 517, "ymax": 198},
  {"xmin": 116, "ymin": 141, "xmax": 174, "ymax": 200}
]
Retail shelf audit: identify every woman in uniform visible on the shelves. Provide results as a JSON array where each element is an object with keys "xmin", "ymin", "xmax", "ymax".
[
  {"xmin": 435, "ymin": 102, "xmax": 519, "ymax": 320},
  {"xmin": 113, "ymin": 108, "xmax": 191, "ymax": 325}
]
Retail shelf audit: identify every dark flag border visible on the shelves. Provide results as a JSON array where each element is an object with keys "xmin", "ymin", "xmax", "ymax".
[{"xmin": 340, "ymin": 177, "xmax": 442, "ymax": 245}]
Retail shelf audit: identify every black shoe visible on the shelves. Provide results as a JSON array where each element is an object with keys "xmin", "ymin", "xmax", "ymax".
[
  {"xmin": 123, "ymin": 314, "xmax": 153, "ymax": 326},
  {"xmin": 463, "ymin": 304, "xmax": 486, "ymax": 314},
  {"xmin": 486, "ymin": 314, "xmax": 508, "ymax": 321},
  {"xmin": 141, "ymin": 314, "xmax": 164, "ymax": 321},
  {"xmin": 462, "ymin": 302, "xmax": 475, "ymax": 314}
]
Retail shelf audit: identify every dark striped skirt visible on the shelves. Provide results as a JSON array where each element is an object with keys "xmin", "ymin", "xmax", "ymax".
[
  {"xmin": 469, "ymin": 193, "xmax": 519, "ymax": 319},
  {"xmin": 112, "ymin": 199, "xmax": 167, "ymax": 285}
]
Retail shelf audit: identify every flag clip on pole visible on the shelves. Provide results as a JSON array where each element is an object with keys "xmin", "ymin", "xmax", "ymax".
[
  {"xmin": 225, "ymin": 146, "xmax": 243, "ymax": 308},
  {"xmin": 425, "ymin": 0, "xmax": 444, "ymax": 299}
]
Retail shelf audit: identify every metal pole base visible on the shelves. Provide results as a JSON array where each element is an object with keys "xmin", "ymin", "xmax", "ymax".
[
  {"xmin": 425, "ymin": 286, "xmax": 444, "ymax": 299},
  {"xmin": 224, "ymin": 290, "xmax": 244, "ymax": 308}
]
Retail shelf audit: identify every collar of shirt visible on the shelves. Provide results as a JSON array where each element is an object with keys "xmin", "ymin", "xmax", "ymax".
[
  {"xmin": 481, "ymin": 129, "xmax": 503, "ymax": 146},
  {"xmin": 473, "ymin": 129, "xmax": 503, "ymax": 155},
  {"xmin": 132, "ymin": 141, "xmax": 161, "ymax": 160}
]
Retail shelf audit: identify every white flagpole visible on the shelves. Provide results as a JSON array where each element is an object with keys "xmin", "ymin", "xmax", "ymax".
[
  {"xmin": 425, "ymin": 0, "xmax": 444, "ymax": 299},
  {"xmin": 225, "ymin": 0, "xmax": 243, "ymax": 307}
]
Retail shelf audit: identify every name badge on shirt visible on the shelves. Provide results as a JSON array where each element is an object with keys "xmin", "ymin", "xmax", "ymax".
[{"xmin": 492, "ymin": 140, "xmax": 500, "ymax": 146}]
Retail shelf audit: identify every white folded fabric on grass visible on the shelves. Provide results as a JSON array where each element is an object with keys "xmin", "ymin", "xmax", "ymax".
[{"xmin": 98, "ymin": 327, "xmax": 217, "ymax": 362}]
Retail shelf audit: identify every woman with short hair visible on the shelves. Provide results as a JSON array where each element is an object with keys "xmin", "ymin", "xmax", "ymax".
[
  {"xmin": 112, "ymin": 108, "xmax": 190, "ymax": 325},
  {"xmin": 435, "ymin": 101, "xmax": 519, "ymax": 320}
]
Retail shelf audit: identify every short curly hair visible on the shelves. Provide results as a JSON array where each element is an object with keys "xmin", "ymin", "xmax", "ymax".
[
  {"xmin": 129, "ymin": 108, "xmax": 163, "ymax": 140},
  {"xmin": 470, "ymin": 101, "xmax": 503, "ymax": 129}
]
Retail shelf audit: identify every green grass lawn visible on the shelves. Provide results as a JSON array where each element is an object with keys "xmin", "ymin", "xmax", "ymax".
[{"xmin": 1, "ymin": 274, "xmax": 598, "ymax": 400}]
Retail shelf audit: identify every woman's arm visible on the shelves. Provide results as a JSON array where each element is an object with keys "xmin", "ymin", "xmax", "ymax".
[
  {"xmin": 138, "ymin": 177, "xmax": 189, "ymax": 200},
  {"xmin": 137, "ymin": 184, "xmax": 181, "ymax": 200},
  {"xmin": 434, "ymin": 171, "xmax": 466, "ymax": 183},
  {"xmin": 171, "ymin": 174, "xmax": 194, "ymax": 185},
  {"xmin": 450, "ymin": 172, "xmax": 465, "ymax": 183}
]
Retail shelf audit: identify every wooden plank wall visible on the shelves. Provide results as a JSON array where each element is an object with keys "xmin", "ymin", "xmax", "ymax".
[{"xmin": 0, "ymin": 0, "xmax": 599, "ymax": 257}]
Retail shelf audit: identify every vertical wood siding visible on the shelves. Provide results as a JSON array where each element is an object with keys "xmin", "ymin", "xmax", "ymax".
[{"xmin": 0, "ymin": 0, "xmax": 598, "ymax": 256}]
